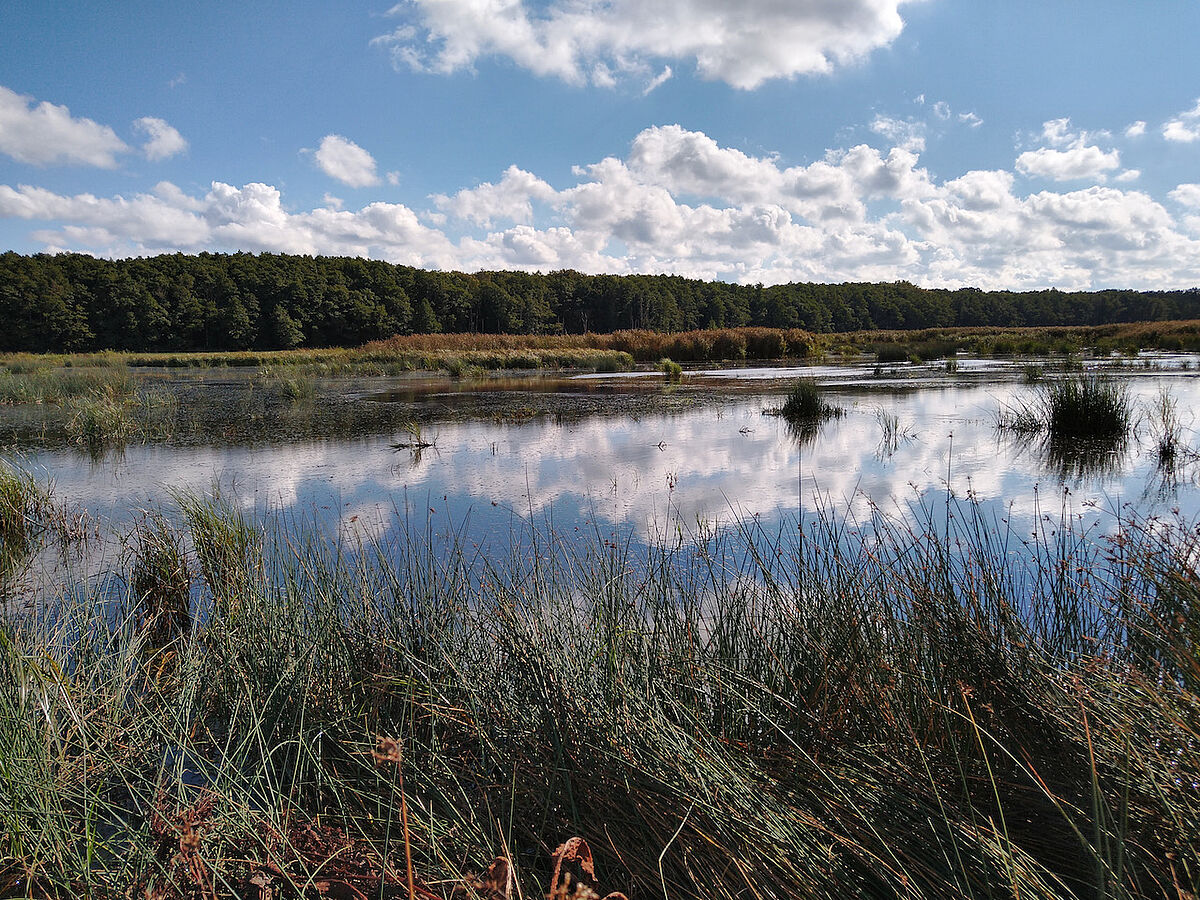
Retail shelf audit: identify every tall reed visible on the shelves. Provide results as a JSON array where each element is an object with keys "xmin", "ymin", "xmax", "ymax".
[{"xmin": 0, "ymin": 482, "xmax": 1196, "ymax": 899}]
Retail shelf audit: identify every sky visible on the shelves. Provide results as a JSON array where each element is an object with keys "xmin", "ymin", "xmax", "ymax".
[{"xmin": 1, "ymin": 0, "xmax": 1199, "ymax": 291}]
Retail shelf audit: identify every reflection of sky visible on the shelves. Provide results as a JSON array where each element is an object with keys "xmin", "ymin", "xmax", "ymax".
[{"xmin": 16, "ymin": 372, "xmax": 1200, "ymax": 555}]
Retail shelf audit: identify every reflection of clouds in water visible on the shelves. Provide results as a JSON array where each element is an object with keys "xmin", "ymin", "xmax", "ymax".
[{"xmin": 22, "ymin": 377, "xmax": 1200, "ymax": 542}]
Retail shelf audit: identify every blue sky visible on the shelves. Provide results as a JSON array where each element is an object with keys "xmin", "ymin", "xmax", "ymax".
[{"xmin": 1, "ymin": 0, "xmax": 1199, "ymax": 290}]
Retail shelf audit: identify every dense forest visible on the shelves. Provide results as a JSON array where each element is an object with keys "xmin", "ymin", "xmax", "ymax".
[{"xmin": 1, "ymin": 250, "xmax": 1198, "ymax": 353}]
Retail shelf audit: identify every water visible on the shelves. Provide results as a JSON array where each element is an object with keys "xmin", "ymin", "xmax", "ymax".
[{"xmin": 6, "ymin": 355, "xmax": 1200, "ymax": 563}]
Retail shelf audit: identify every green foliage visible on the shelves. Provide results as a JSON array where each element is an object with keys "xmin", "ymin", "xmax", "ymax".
[
  {"xmin": 658, "ymin": 357, "xmax": 683, "ymax": 381},
  {"xmin": 3, "ymin": 250, "xmax": 1200, "ymax": 353}
]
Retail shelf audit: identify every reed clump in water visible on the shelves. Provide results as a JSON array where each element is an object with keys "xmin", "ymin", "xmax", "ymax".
[
  {"xmin": 776, "ymin": 378, "xmax": 842, "ymax": 423},
  {"xmin": 0, "ymin": 463, "xmax": 48, "ymax": 575},
  {"xmin": 0, "ymin": 480, "xmax": 1197, "ymax": 899},
  {"xmin": 1044, "ymin": 374, "xmax": 1131, "ymax": 439},
  {"xmin": 996, "ymin": 374, "xmax": 1132, "ymax": 438}
]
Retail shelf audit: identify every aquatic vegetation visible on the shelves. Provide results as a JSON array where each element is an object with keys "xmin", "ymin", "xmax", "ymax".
[
  {"xmin": 875, "ymin": 405, "xmax": 915, "ymax": 457},
  {"xmin": 1045, "ymin": 374, "xmax": 1131, "ymax": 439},
  {"xmin": 0, "ymin": 463, "xmax": 48, "ymax": 573},
  {"xmin": 0, "ymin": 492, "xmax": 1197, "ymax": 897},
  {"xmin": 658, "ymin": 356, "xmax": 683, "ymax": 381},
  {"xmin": 1150, "ymin": 385, "xmax": 1184, "ymax": 469},
  {"xmin": 996, "ymin": 375, "xmax": 1131, "ymax": 440},
  {"xmin": 66, "ymin": 392, "xmax": 137, "ymax": 452},
  {"xmin": 776, "ymin": 378, "xmax": 841, "ymax": 422},
  {"xmin": 129, "ymin": 511, "xmax": 192, "ymax": 645},
  {"xmin": 0, "ymin": 365, "xmax": 134, "ymax": 404},
  {"xmin": 175, "ymin": 490, "xmax": 260, "ymax": 609}
]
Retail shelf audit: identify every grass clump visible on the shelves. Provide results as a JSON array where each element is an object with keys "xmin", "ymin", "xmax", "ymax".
[
  {"xmin": 997, "ymin": 375, "xmax": 1131, "ymax": 440},
  {"xmin": 1045, "ymin": 374, "xmax": 1131, "ymax": 438},
  {"xmin": 0, "ymin": 463, "xmax": 49, "ymax": 573},
  {"xmin": 129, "ymin": 512, "xmax": 192, "ymax": 646},
  {"xmin": 658, "ymin": 357, "xmax": 683, "ymax": 382},
  {"xmin": 175, "ymin": 490, "xmax": 261, "ymax": 610},
  {"xmin": 776, "ymin": 378, "xmax": 841, "ymax": 422},
  {"xmin": 66, "ymin": 392, "xmax": 137, "ymax": 452}
]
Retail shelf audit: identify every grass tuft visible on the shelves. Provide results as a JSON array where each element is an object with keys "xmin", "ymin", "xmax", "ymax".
[
  {"xmin": 1044, "ymin": 374, "xmax": 1131, "ymax": 438},
  {"xmin": 777, "ymin": 378, "xmax": 841, "ymax": 422}
]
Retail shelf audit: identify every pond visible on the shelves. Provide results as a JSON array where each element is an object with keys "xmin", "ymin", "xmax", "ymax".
[{"xmin": 5, "ymin": 352, "xmax": 1200, "ymax": 570}]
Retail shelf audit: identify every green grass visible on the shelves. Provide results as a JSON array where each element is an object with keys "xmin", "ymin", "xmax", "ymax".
[
  {"xmin": 1044, "ymin": 375, "xmax": 1132, "ymax": 439},
  {"xmin": 996, "ymin": 375, "xmax": 1132, "ymax": 439},
  {"xmin": 0, "ymin": 366, "xmax": 134, "ymax": 405},
  {"xmin": 0, "ymin": 463, "xmax": 48, "ymax": 574},
  {"xmin": 658, "ymin": 357, "xmax": 683, "ymax": 382},
  {"xmin": 2, "ymin": 478, "xmax": 1196, "ymax": 898},
  {"xmin": 777, "ymin": 378, "xmax": 841, "ymax": 422}
]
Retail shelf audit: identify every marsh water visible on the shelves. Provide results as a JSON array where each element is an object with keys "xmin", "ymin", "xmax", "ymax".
[{"xmin": 6, "ymin": 353, "xmax": 1200, "ymax": 575}]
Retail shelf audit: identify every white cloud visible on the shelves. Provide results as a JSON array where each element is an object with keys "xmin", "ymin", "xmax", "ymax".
[
  {"xmin": 1040, "ymin": 118, "xmax": 1075, "ymax": 148},
  {"xmin": 434, "ymin": 165, "xmax": 557, "ymax": 227},
  {"xmin": 958, "ymin": 112, "xmax": 983, "ymax": 128},
  {"xmin": 0, "ymin": 85, "xmax": 129, "ymax": 167},
  {"xmin": 374, "ymin": 0, "xmax": 918, "ymax": 90},
  {"xmin": 4, "ymin": 123, "xmax": 1200, "ymax": 292},
  {"xmin": 1163, "ymin": 98, "xmax": 1200, "ymax": 143},
  {"xmin": 1114, "ymin": 169, "xmax": 1140, "ymax": 183},
  {"xmin": 1015, "ymin": 145, "xmax": 1121, "ymax": 182},
  {"xmin": 642, "ymin": 66, "xmax": 673, "ymax": 96},
  {"xmin": 1124, "ymin": 120, "xmax": 1146, "ymax": 138},
  {"xmin": 314, "ymin": 134, "xmax": 381, "ymax": 188},
  {"xmin": 134, "ymin": 117, "xmax": 188, "ymax": 161},
  {"xmin": 1170, "ymin": 184, "xmax": 1200, "ymax": 209},
  {"xmin": 870, "ymin": 115, "xmax": 926, "ymax": 151}
]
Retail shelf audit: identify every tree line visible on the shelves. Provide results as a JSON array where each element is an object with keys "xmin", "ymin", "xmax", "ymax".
[{"xmin": 1, "ymin": 250, "xmax": 1197, "ymax": 353}]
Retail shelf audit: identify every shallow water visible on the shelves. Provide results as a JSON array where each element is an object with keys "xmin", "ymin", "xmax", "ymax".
[{"xmin": 6, "ymin": 355, "xmax": 1200, "ymax": 561}]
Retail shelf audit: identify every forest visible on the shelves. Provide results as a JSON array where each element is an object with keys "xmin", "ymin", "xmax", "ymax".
[{"xmin": 1, "ymin": 250, "xmax": 1198, "ymax": 353}]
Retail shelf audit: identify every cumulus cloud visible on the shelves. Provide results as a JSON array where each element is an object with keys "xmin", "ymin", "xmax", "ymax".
[
  {"xmin": 1015, "ymin": 118, "xmax": 1121, "ymax": 182},
  {"xmin": 4, "ymin": 123, "xmax": 1200, "ymax": 291},
  {"xmin": 870, "ymin": 115, "xmax": 926, "ymax": 152},
  {"xmin": 134, "ymin": 117, "xmax": 188, "ymax": 161},
  {"xmin": 1164, "ymin": 98, "xmax": 1200, "ymax": 143},
  {"xmin": 373, "ymin": 0, "xmax": 918, "ymax": 89},
  {"xmin": 314, "ymin": 134, "xmax": 381, "ymax": 187},
  {"xmin": 1125, "ymin": 120, "xmax": 1147, "ymax": 138},
  {"xmin": 433, "ymin": 165, "xmax": 557, "ymax": 227},
  {"xmin": 1170, "ymin": 184, "xmax": 1200, "ymax": 209},
  {"xmin": 0, "ymin": 85, "xmax": 129, "ymax": 167},
  {"xmin": 1015, "ymin": 145, "xmax": 1121, "ymax": 182}
]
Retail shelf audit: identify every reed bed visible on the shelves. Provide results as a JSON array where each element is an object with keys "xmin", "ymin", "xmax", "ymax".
[
  {"xmin": 1, "ymin": 477, "xmax": 1197, "ymax": 899},
  {"xmin": 366, "ymin": 327, "xmax": 819, "ymax": 363}
]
